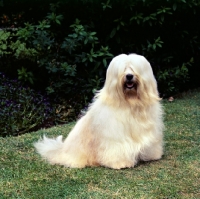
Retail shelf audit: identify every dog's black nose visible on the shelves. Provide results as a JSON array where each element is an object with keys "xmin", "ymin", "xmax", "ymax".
[{"xmin": 126, "ymin": 74, "xmax": 133, "ymax": 81}]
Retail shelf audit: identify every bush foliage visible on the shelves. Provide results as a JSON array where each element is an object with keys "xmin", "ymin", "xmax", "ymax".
[
  {"xmin": 1, "ymin": 0, "xmax": 200, "ymax": 96},
  {"xmin": 0, "ymin": 0, "xmax": 200, "ymax": 135},
  {"xmin": 0, "ymin": 73, "xmax": 55, "ymax": 136}
]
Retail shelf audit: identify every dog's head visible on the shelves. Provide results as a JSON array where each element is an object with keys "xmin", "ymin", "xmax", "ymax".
[{"xmin": 101, "ymin": 54, "xmax": 160, "ymax": 106}]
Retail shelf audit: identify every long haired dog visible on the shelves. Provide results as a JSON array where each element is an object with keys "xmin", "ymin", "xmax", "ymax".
[{"xmin": 34, "ymin": 54, "xmax": 164, "ymax": 169}]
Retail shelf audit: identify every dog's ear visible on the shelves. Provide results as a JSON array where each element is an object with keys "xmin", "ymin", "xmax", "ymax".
[
  {"xmin": 106, "ymin": 54, "xmax": 127, "ymax": 77},
  {"xmin": 143, "ymin": 61, "xmax": 161, "ymax": 101},
  {"xmin": 104, "ymin": 54, "xmax": 127, "ymax": 90},
  {"xmin": 98, "ymin": 54, "xmax": 128, "ymax": 104},
  {"xmin": 128, "ymin": 54, "xmax": 161, "ymax": 103},
  {"xmin": 145, "ymin": 78, "xmax": 161, "ymax": 100}
]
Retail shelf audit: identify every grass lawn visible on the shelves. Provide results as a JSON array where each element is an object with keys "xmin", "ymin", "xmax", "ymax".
[{"xmin": 0, "ymin": 89, "xmax": 200, "ymax": 199}]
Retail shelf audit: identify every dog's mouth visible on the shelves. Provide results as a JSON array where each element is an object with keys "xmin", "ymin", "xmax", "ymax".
[{"xmin": 124, "ymin": 81, "xmax": 137, "ymax": 90}]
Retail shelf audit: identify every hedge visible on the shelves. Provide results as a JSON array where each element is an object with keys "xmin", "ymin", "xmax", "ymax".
[{"xmin": 0, "ymin": 0, "xmax": 200, "ymax": 100}]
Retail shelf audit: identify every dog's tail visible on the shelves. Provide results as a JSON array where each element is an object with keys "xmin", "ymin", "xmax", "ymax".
[{"xmin": 34, "ymin": 135, "xmax": 66, "ymax": 165}]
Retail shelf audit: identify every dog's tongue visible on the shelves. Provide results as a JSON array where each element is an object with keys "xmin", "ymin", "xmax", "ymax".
[{"xmin": 126, "ymin": 82, "xmax": 134, "ymax": 88}]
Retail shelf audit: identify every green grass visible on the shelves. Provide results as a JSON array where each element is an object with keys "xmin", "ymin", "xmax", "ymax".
[{"xmin": 1, "ymin": 89, "xmax": 200, "ymax": 199}]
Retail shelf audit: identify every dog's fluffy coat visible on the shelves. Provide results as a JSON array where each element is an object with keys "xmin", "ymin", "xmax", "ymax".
[{"xmin": 34, "ymin": 54, "xmax": 164, "ymax": 169}]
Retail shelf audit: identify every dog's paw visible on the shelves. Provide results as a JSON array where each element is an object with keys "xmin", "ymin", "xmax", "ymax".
[
  {"xmin": 140, "ymin": 148, "xmax": 163, "ymax": 162},
  {"xmin": 104, "ymin": 161, "xmax": 135, "ymax": 169}
]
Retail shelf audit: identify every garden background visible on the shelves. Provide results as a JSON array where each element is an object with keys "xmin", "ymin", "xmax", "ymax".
[
  {"xmin": 0, "ymin": 0, "xmax": 200, "ymax": 135},
  {"xmin": 0, "ymin": 1, "xmax": 200, "ymax": 198}
]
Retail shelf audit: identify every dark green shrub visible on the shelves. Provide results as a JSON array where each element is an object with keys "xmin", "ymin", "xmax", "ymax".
[
  {"xmin": 0, "ymin": 0, "xmax": 200, "ymax": 98},
  {"xmin": 0, "ymin": 14, "xmax": 112, "ymax": 101},
  {"xmin": 102, "ymin": 0, "xmax": 199, "ymax": 95},
  {"xmin": 0, "ymin": 73, "xmax": 55, "ymax": 136},
  {"xmin": 156, "ymin": 58, "xmax": 194, "ymax": 96},
  {"xmin": 0, "ymin": 0, "xmax": 200, "ymax": 136}
]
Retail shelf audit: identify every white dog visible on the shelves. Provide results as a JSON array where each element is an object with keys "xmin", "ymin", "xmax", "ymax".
[{"xmin": 34, "ymin": 54, "xmax": 164, "ymax": 169}]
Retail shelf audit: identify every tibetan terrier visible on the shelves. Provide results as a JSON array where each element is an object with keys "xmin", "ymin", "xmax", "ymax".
[{"xmin": 34, "ymin": 54, "xmax": 164, "ymax": 169}]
